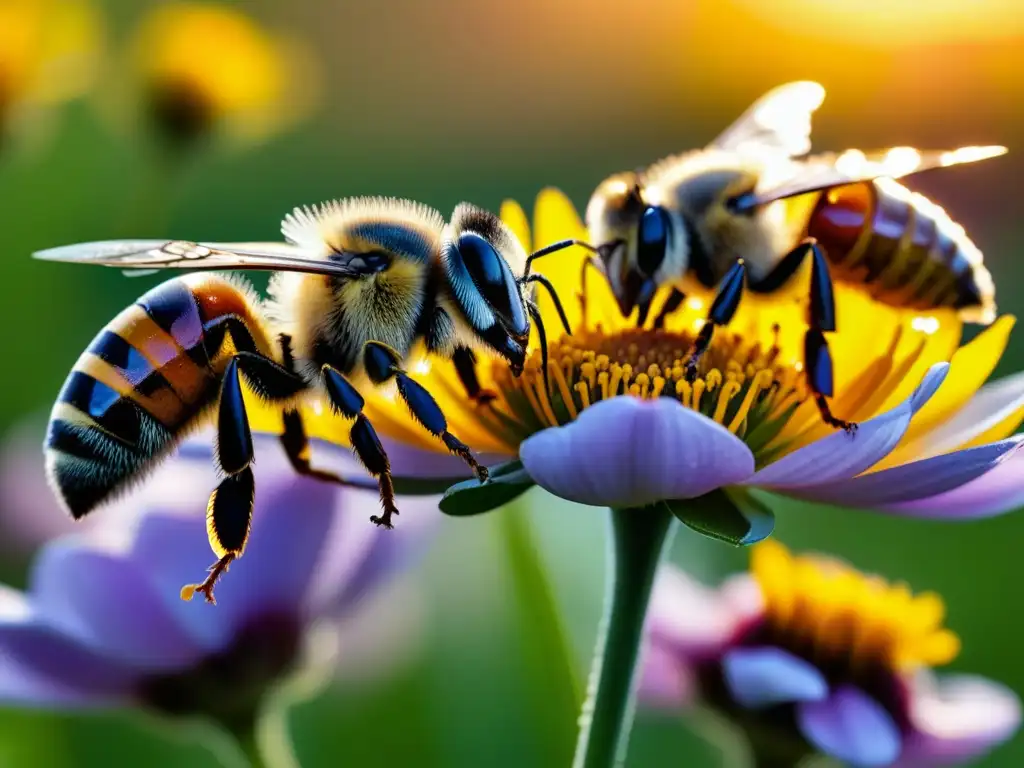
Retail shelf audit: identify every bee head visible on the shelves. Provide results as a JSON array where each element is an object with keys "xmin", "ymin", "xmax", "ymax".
[
  {"xmin": 442, "ymin": 204, "xmax": 531, "ymax": 374},
  {"xmin": 585, "ymin": 173, "xmax": 686, "ymax": 320}
]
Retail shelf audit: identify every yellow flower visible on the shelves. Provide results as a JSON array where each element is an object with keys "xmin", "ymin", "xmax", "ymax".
[
  {"xmin": 751, "ymin": 540, "xmax": 959, "ymax": 672},
  {"xmin": 123, "ymin": 3, "xmax": 318, "ymax": 147},
  {"xmin": 0, "ymin": 0, "xmax": 102, "ymax": 135},
  {"xmin": 643, "ymin": 540, "xmax": 1021, "ymax": 766}
]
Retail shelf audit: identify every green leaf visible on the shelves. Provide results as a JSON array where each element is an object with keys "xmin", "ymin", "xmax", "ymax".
[
  {"xmin": 439, "ymin": 459, "xmax": 535, "ymax": 517},
  {"xmin": 662, "ymin": 489, "xmax": 775, "ymax": 546}
]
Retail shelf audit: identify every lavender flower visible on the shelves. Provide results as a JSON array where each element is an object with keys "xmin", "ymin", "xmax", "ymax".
[
  {"xmin": 640, "ymin": 540, "xmax": 1021, "ymax": 767},
  {"xmin": 0, "ymin": 433, "xmax": 437, "ymax": 760}
]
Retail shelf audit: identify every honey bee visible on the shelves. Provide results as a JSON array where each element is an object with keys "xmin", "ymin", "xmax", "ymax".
[
  {"xmin": 586, "ymin": 81, "xmax": 1006, "ymax": 430},
  {"xmin": 34, "ymin": 197, "xmax": 585, "ymax": 603}
]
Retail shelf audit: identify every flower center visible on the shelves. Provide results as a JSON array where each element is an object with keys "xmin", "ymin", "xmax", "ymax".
[
  {"xmin": 746, "ymin": 540, "xmax": 960, "ymax": 681},
  {"xmin": 135, "ymin": 612, "xmax": 301, "ymax": 728},
  {"xmin": 489, "ymin": 325, "xmax": 807, "ymax": 455}
]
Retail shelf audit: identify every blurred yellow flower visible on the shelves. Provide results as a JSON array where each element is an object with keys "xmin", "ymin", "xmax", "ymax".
[
  {"xmin": 0, "ymin": 0, "xmax": 102, "ymax": 136},
  {"xmin": 124, "ymin": 3, "xmax": 319, "ymax": 147}
]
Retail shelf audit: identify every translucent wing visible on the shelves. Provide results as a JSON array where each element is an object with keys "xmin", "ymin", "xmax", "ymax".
[
  {"xmin": 709, "ymin": 81, "xmax": 826, "ymax": 158},
  {"xmin": 733, "ymin": 145, "xmax": 1008, "ymax": 210},
  {"xmin": 32, "ymin": 239, "xmax": 360, "ymax": 277}
]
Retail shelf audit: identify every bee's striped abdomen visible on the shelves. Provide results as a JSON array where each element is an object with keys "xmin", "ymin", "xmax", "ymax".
[
  {"xmin": 806, "ymin": 179, "xmax": 996, "ymax": 324},
  {"xmin": 45, "ymin": 274, "xmax": 270, "ymax": 519}
]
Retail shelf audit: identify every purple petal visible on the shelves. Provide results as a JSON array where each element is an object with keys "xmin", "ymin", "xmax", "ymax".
[
  {"xmin": 647, "ymin": 567, "xmax": 763, "ymax": 660},
  {"xmin": 904, "ymin": 370, "xmax": 1024, "ymax": 459},
  {"xmin": 0, "ymin": 584, "xmax": 137, "ymax": 700},
  {"xmin": 797, "ymin": 685, "xmax": 902, "ymax": 767},
  {"xmin": 896, "ymin": 671, "xmax": 1021, "ymax": 767},
  {"xmin": 637, "ymin": 641, "xmax": 695, "ymax": 710},
  {"xmin": 723, "ymin": 646, "xmax": 828, "ymax": 708},
  {"xmin": 128, "ymin": 513, "xmax": 245, "ymax": 652},
  {"xmin": 0, "ymin": 586, "xmax": 108, "ymax": 706},
  {"xmin": 748, "ymin": 363, "xmax": 948, "ymax": 489},
  {"xmin": 780, "ymin": 436, "xmax": 1024, "ymax": 510},
  {"xmin": 519, "ymin": 397, "xmax": 755, "ymax": 508},
  {"xmin": 28, "ymin": 541, "xmax": 206, "ymax": 671},
  {"xmin": 0, "ymin": 655, "xmax": 100, "ymax": 708},
  {"xmin": 0, "ymin": 416, "xmax": 72, "ymax": 551},
  {"xmin": 215, "ymin": 468, "xmax": 337, "ymax": 620},
  {"xmin": 307, "ymin": 490, "xmax": 441, "ymax": 620},
  {"xmin": 880, "ymin": 445, "xmax": 1024, "ymax": 519}
]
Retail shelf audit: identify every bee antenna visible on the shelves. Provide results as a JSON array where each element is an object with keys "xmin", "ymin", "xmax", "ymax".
[
  {"xmin": 522, "ymin": 239, "xmax": 600, "ymax": 278},
  {"xmin": 527, "ymin": 301, "xmax": 552, "ymax": 398},
  {"xmin": 521, "ymin": 273, "xmax": 572, "ymax": 335}
]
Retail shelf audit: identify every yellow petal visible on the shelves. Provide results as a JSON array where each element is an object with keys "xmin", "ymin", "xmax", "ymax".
[
  {"xmin": 500, "ymin": 199, "xmax": 532, "ymax": 252},
  {"xmin": 531, "ymin": 188, "xmax": 594, "ymax": 334},
  {"xmin": 869, "ymin": 309, "xmax": 963, "ymax": 416},
  {"xmin": 956, "ymin": 402, "xmax": 1024, "ymax": 452},
  {"xmin": 907, "ymin": 315, "xmax": 1015, "ymax": 436},
  {"xmin": 875, "ymin": 315, "xmax": 1015, "ymax": 469}
]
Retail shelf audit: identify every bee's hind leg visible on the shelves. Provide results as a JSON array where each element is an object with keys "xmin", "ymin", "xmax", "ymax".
[
  {"xmin": 363, "ymin": 341, "xmax": 489, "ymax": 483},
  {"xmin": 182, "ymin": 352, "xmax": 309, "ymax": 604},
  {"xmin": 749, "ymin": 239, "xmax": 857, "ymax": 434},
  {"xmin": 800, "ymin": 241, "xmax": 857, "ymax": 433}
]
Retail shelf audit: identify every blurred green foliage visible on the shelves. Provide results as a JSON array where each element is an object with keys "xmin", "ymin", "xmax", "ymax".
[{"xmin": 2, "ymin": 0, "xmax": 1024, "ymax": 765}]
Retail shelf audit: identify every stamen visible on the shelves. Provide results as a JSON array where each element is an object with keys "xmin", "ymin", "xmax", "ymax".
[
  {"xmin": 551, "ymin": 361, "xmax": 578, "ymax": 420},
  {"xmin": 751, "ymin": 541, "xmax": 961, "ymax": 681},
  {"xmin": 488, "ymin": 327, "xmax": 811, "ymax": 460}
]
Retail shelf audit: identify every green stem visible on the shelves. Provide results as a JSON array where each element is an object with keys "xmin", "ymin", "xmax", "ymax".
[
  {"xmin": 572, "ymin": 507, "xmax": 675, "ymax": 768},
  {"xmin": 228, "ymin": 706, "xmax": 301, "ymax": 768}
]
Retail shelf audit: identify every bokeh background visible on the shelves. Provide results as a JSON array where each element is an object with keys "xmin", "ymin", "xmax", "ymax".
[{"xmin": 1, "ymin": 0, "xmax": 1023, "ymax": 765}]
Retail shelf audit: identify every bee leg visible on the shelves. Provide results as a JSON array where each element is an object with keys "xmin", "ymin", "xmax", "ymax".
[
  {"xmin": 751, "ymin": 240, "xmax": 856, "ymax": 433},
  {"xmin": 683, "ymin": 260, "xmax": 746, "ymax": 381},
  {"xmin": 280, "ymin": 408, "xmax": 350, "ymax": 484},
  {"xmin": 801, "ymin": 241, "xmax": 857, "ymax": 433},
  {"xmin": 452, "ymin": 346, "xmax": 497, "ymax": 406},
  {"xmin": 182, "ymin": 357, "xmax": 257, "ymax": 604},
  {"xmin": 320, "ymin": 364, "xmax": 400, "ymax": 529},
  {"xmin": 651, "ymin": 287, "xmax": 687, "ymax": 330},
  {"xmin": 363, "ymin": 341, "xmax": 489, "ymax": 483}
]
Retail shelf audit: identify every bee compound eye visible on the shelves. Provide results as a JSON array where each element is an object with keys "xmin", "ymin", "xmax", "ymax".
[
  {"xmin": 457, "ymin": 232, "xmax": 528, "ymax": 336},
  {"xmin": 636, "ymin": 206, "xmax": 670, "ymax": 276}
]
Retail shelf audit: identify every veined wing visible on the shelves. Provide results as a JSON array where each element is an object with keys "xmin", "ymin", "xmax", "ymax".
[
  {"xmin": 33, "ymin": 239, "xmax": 361, "ymax": 278},
  {"xmin": 732, "ymin": 145, "xmax": 1007, "ymax": 210},
  {"xmin": 709, "ymin": 81, "xmax": 826, "ymax": 158}
]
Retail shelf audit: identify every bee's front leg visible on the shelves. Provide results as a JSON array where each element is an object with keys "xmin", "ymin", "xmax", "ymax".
[
  {"xmin": 683, "ymin": 259, "xmax": 747, "ymax": 381},
  {"xmin": 452, "ymin": 346, "xmax": 497, "ymax": 406}
]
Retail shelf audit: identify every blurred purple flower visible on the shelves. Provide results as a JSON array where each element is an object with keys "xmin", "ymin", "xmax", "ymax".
[
  {"xmin": 640, "ymin": 541, "xmax": 1020, "ymax": 767},
  {"xmin": 0, "ymin": 432, "xmax": 438, "ymax": 732}
]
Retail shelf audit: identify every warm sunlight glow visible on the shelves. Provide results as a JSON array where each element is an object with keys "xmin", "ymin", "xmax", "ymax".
[{"xmin": 736, "ymin": 0, "xmax": 1024, "ymax": 45}]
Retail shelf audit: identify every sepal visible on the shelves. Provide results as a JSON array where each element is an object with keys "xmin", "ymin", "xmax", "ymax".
[
  {"xmin": 440, "ymin": 459, "xmax": 534, "ymax": 516},
  {"xmin": 662, "ymin": 489, "xmax": 775, "ymax": 546}
]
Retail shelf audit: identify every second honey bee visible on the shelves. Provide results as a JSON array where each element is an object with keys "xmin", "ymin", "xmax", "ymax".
[
  {"xmin": 35, "ymin": 198, "xmax": 585, "ymax": 603},
  {"xmin": 587, "ymin": 81, "xmax": 1006, "ymax": 430}
]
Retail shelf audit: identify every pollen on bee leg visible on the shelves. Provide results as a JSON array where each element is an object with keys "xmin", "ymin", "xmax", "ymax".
[{"xmin": 181, "ymin": 553, "xmax": 236, "ymax": 604}]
